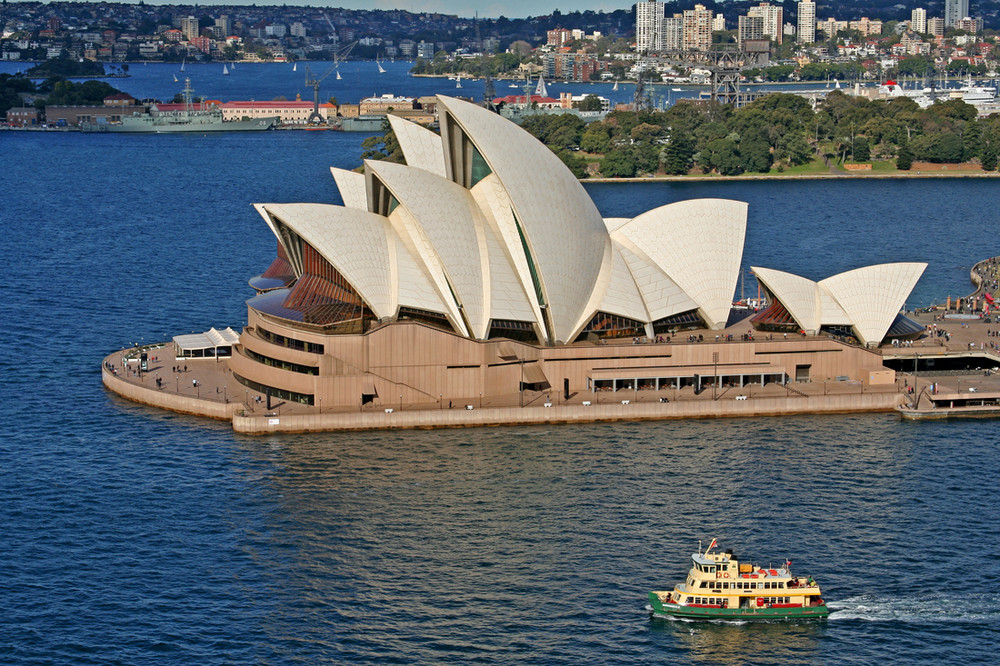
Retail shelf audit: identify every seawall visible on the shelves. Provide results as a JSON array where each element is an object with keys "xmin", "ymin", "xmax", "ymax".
[{"xmin": 230, "ymin": 393, "xmax": 903, "ymax": 434}]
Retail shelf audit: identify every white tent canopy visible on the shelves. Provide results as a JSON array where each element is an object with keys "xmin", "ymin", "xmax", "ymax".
[{"xmin": 173, "ymin": 327, "xmax": 240, "ymax": 358}]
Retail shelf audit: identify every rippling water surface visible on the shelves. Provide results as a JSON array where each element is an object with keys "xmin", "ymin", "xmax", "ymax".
[{"xmin": 3, "ymin": 68, "xmax": 999, "ymax": 662}]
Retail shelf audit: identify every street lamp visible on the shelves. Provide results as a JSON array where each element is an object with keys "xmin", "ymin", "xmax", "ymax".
[
  {"xmin": 223, "ymin": 385, "xmax": 227, "ymax": 403},
  {"xmin": 712, "ymin": 352, "xmax": 719, "ymax": 400},
  {"xmin": 399, "ymin": 394, "xmax": 403, "ymax": 411}
]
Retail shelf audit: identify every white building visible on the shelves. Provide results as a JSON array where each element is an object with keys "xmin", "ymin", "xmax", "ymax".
[
  {"xmin": 798, "ymin": 0, "xmax": 816, "ymax": 44},
  {"xmin": 748, "ymin": 2, "xmax": 783, "ymax": 45},
  {"xmin": 911, "ymin": 8, "xmax": 927, "ymax": 34},
  {"xmin": 636, "ymin": 0, "xmax": 664, "ymax": 53},
  {"xmin": 944, "ymin": 0, "xmax": 969, "ymax": 28}
]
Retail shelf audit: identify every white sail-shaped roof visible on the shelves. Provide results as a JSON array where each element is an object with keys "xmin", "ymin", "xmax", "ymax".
[
  {"xmin": 437, "ymin": 95, "xmax": 609, "ymax": 344},
  {"xmin": 613, "ymin": 199, "xmax": 747, "ymax": 328},
  {"xmin": 751, "ymin": 267, "xmax": 822, "ymax": 333},
  {"xmin": 386, "ymin": 114, "xmax": 447, "ymax": 178},
  {"xmin": 255, "ymin": 203, "xmax": 395, "ymax": 319},
  {"xmin": 366, "ymin": 159, "xmax": 490, "ymax": 339},
  {"xmin": 752, "ymin": 262, "xmax": 926, "ymax": 345},
  {"xmin": 820, "ymin": 262, "xmax": 926, "ymax": 346},
  {"xmin": 330, "ymin": 167, "xmax": 367, "ymax": 210}
]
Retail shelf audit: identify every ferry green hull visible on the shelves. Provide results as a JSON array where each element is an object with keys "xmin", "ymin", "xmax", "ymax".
[{"xmin": 648, "ymin": 592, "xmax": 829, "ymax": 621}]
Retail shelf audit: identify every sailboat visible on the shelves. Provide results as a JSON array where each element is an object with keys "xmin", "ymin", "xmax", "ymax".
[
  {"xmin": 377, "ymin": 58, "xmax": 386, "ymax": 74},
  {"xmin": 456, "ymin": 73, "xmax": 462, "ymax": 89},
  {"xmin": 223, "ymin": 64, "xmax": 229, "ymax": 75},
  {"xmin": 173, "ymin": 73, "xmax": 178, "ymax": 82},
  {"xmin": 293, "ymin": 62, "xmax": 297, "ymax": 72},
  {"xmin": 612, "ymin": 80, "xmax": 619, "ymax": 91},
  {"xmin": 336, "ymin": 69, "xmax": 342, "ymax": 80},
  {"xmin": 535, "ymin": 74, "xmax": 548, "ymax": 98},
  {"xmin": 180, "ymin": 57, "xmax": 185, "ymax": 72}
]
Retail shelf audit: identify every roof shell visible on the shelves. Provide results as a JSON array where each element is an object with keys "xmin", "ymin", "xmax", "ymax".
[{"xmin": 436, "ymin": 95, "xmax": 609, "ymax": 344}]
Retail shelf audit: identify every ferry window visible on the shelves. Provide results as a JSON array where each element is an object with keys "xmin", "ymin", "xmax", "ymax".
[
  {"xmin": 765, "ymin": 582, "xmax": 771, "ymax": 589},
  {"xmin": 778, "ymin": 582, "xmax": 784, "ymax": 588}
]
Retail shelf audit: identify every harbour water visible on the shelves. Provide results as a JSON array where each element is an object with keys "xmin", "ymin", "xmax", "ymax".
[{"xmin": 3, "ymin": 61, "xmax": 1000, "ymax": 663}]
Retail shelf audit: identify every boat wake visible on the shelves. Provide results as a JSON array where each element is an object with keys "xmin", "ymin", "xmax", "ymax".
[{"xmin": 828, "ymin": 593, "xmax": 1000, "ymax": 624}]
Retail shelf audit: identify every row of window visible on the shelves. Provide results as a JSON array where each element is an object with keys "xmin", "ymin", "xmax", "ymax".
[
  {"xmin": 257, "ymin": 326, "xmax": 325, "ymax": 354},
  {"xmin": 686, "ymin": 596, "xmax": 792, "ymax": 606},
  {"xmin": 233, "ymin": 372, "xmax": 314, "ymax": 406},
  {"xmin": 696, "ymin": 579, "xmax": 786, "ymax": 590},
  {"xmin": 245, "ymin": 348, "xmax": 319, "ymax": 375}
]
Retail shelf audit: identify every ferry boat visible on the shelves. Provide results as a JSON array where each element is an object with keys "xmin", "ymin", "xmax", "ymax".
[{"xmin": 648, "ymin": 539, "xmax": 829, "ymax": 621}]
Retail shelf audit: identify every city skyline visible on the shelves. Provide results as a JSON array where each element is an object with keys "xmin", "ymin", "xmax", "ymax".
[{"xmin": 124, "ymin": 0, "xmax": 627, "ymax": 20}]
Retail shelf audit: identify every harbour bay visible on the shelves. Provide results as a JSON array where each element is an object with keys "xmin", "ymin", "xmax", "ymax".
[{"xmin": 2, "ymin": 61, "xmax": 999, "ymax": 664}]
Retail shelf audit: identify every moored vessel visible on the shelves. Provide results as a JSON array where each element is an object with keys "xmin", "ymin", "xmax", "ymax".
[
  {"xmin": 648, "ymin": 539, "xmax": 829, "ymax": 621},
  {"xmin": 81, "ymin": 78, "xmax": 277, "ymax": 133}
]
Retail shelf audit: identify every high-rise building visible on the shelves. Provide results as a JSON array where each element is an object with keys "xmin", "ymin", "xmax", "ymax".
[
  {"xmin": 944, "ymin": 0, "xmax": 969, "ymax": 28},
  {"xmin": 797, "ymin": 0, "xmax": 816, "ymax": 43},
  {"xmin": 683, "ymin": 4, "xmax": 713, "ymax": 51},
  {"xmin": 928, "ymin": 16, "xmax": 945, "ymax": 36},
  {"xmin": 181, "ymin": 16, "xmax": 200, "ymax": 42},
  {"xmin": 911, "ymin": 8, "xmax": 927, "ymax": 33},
  {"xmin": 215, "ymin": 14, "xmax": 231, "ymax": 37},
  {"xmin": 712, "ymin": 14, "xmax": 726, "ymax": 31},
  {"xmin": 636, "ymin": 0, "xmax": 664, "ymax": 53},
  {"xmin": 738, "ymin": 15, "xmax": 764, "ymax": 50},
  {"xmin": 748, "ymin": 3, "xmax": 783, "ymax": 45},
  {"xmin": 662, "ymin": 16, "xmax": 684, "ymax": 51}
]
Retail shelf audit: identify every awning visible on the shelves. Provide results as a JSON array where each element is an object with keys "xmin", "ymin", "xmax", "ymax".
[
  {"xmin": 588, "ymin": 364, "xmax": 787, "ymax": 381},
  {"xmin": 521, "ymin": 362, "xmax": 550, "ymax": 390},
  {"xmin": 362, "ymin": 382, "xmax": 378, "ymax": 396},
  {"xmin": 497, "ymin": 341, "xmax": 519, "ymax": 361},
  {"xmin": 173, "ymin": 327, "xmax": 240, "ymax": 352}
]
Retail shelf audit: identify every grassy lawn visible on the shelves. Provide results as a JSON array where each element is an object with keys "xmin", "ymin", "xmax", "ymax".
[{"xmin": 768, "ymin": 157, "xmax": 831, "ymax": 176}]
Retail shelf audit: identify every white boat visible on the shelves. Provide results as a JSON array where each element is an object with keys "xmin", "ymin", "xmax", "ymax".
[
  {"xmin": 377, "ymin": 59, "xmax": 386, "ymax": 74},
  {"xmin": 293, "ymin": 63, "xmax": 297, "ymax": 72},
  {"xmin": 612, "ymin": 80, "xmax": 618, "ymax": 91},
  {"xmin": 456, "ymin": 73, "xmax": 462, "ymax": 89},
  {"xmin": 173, "ymin": 73, "xmax": 178, "ymax": 82},
  {"xmin": 223, "ymin": 64, "xmax": 229, "ymax": 75},
  {"xmin": 336, "ymin": 70, "xmax": 342, "ymax": 80},
  {"xmin": 535, "ymin": 75, "xmax": 548, "ymax": 97},
  {"xmin": 180, "ymin": 57, "xmax": 185, "ymax": 72}
]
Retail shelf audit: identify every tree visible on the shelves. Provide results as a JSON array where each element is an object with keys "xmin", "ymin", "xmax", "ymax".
[
  {"xmin": 896, "ymin": 142, "xmax": 913, "ymax": 170},
  {"xmin": 361, "ymin": 121, "xmax": 405, "ymax": 163},
  {"xmin": 698, "ymin": 138, "xmax": 742, "ymax": 175},
  {"xmin": 580, "ymin": 124, "xmax": 611, "ymax": 154},
  {"xmin": 739, "ymin": 135, "xmax": 773, "ymax": 173},
  {"xmin": 852, "ymin": 136, "xmax": 870, "ymax": 162},
  {"xmin": 600, "ymin": 147, "xmax": 638, "ymax": 177},
  {"xmin": 573, "ymin": 94, "xmax": 603, "ymax": 112},
  {"xmin": 660, "ymin": 134, "xmax": 695, "ymax": 175}
]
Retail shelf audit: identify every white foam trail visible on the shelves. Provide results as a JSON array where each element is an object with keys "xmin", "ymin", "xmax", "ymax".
[{"xmin": 828, "ymin": 593, "xmax": 999, "ymax": 624}]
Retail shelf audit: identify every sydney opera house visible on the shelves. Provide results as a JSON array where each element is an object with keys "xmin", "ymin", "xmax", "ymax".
[{"xmin": 228, "ymin": 95, "xmax": 925, "ymax": 410}]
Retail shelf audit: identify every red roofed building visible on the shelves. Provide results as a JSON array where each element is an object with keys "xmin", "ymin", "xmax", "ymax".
[
  {"xmin": 491, "ymin": 94, "xmax": 561, "ymax": 109},
  {"xmin": 104, "ymin": 93, "xmax": 136, "ymax": 106},
  {"xmin": 220, "ymin": 100, "xmax": 336, "ymax": 124}
]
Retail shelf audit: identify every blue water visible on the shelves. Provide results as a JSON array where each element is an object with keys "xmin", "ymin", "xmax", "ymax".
[{"xmin": 3, "ymin": 63, "xmax": 1000, "ymax": 664}]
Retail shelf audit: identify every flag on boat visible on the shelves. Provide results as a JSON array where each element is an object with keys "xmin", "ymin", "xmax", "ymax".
[{"xmin": 707, "ymin": 538, "xmax": 717, "ymax": 552}]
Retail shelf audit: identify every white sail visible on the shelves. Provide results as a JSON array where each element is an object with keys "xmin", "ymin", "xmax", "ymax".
[
  {"xmin": 173, "ymin": 73, "xmax": 178, "ymax": 82},
  {"xmin": 180, "ymin": 58, "xmax": 185, "ymax": 72},
  {"xmin": 336, "ymin": 70, "xmax": 342, "ymax": 80},
  {"xmin": 456, "ymin": 73, "xmax": 462, "ymax": 88},
  {"xmin": 535, "ymin": 75, "xmax": 547, "ymax": 97},
  {"xmin": 377, "ymin": 60, "xmax": 386, "ymax": 74},
  {"xmin": 612, "ymin": 80, "xmax": 618, "ymax": 91},
  {"xmin": 293, "ymin": 63, "xmax": 297, "ymax": 72},
  {"xmin": 223, "ymin": 64, "xmax": 229, "ymax": 75}
]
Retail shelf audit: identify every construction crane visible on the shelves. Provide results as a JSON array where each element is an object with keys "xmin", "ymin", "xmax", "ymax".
[{"xmin": 305, "ymin": 40, "xmax": 356, "ymax": 124}]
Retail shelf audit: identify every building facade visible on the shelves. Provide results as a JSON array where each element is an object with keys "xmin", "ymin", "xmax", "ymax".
[
  {"xmin": 911, "ymin": 8, "xmax": 927, "ymax": 34},
  {"xmin": 683, "ymin": 4, "xmax": 714, "ymax": 51},
  {"xmin": 748, "ymin": 2, "xmax": 783, "ymax": 45},
  {"xmin": 636, "ymin": 0, "xmax": 664, "ymax": 53},
  {"xmin": 944, "ymin": 0, "xmax": 969, "ymax": 27},
  {"xmin": 798, "ymin": 0, "xmax": 816, "ymax": 43}
]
